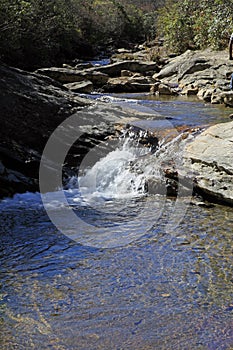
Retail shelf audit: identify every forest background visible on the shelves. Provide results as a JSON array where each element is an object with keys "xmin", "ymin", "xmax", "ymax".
[{"xmin": 0, "ymin": 0, "xmax": 232, "ymax": 70}]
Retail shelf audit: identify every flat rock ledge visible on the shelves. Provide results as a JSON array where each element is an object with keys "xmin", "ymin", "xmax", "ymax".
[{"xmin": 184, "ymin": 121, "xmax": 233, "ymax": 205}]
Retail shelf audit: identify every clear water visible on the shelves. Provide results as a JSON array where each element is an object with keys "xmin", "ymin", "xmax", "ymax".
[
  {"xmin": 89, "ymin": 58, "xmax": 111, "ymax": 66},
  {"xmin": 1, "ymin": 95, "xmax": 233, "ymax": 349},
  {"xmin": 91, "ymin": 92, "xmax": 233, "ymax": 128}
]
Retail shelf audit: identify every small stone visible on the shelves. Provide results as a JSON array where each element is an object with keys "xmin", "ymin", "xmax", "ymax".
[
  {"xmin": 196, "ymin": 202, "xmax": 215, "ymax": 208},
  {"xmin": 161, "ymin": 293, "xmax": 171, "ymax": 298}
]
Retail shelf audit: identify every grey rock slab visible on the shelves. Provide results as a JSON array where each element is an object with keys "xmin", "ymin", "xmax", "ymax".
[{"xmin": 185, "ymin": 121, "xmax": 233, "ymax": 205}]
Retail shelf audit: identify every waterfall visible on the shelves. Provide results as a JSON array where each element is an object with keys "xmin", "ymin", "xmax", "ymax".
[
  {"xmin": 69, "ymin": 137, "xmax": 148, "ymax": 203},
  {"xmin": 68, "ymin": 125, "xmax": 196, "ymax": 204}
]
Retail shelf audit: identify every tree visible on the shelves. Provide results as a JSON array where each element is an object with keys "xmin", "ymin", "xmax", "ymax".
[
  {"xmin": 0, "ymin": 0, "xmax": 86, "ymax": 69},
  {"xmin": 157, "ymin": 0, "xmax": 233, "ymax": 53}
]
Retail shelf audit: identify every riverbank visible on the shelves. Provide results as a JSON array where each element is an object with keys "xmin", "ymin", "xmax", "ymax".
[{"xmin": 35, "ymin": 47, "xmax": 233, "ymax": 106}]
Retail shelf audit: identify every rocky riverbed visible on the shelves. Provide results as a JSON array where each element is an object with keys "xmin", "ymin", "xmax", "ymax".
[
  {"xmin": 36, "ymin": 47, "xmax": 233, "ymax": 106},
  {"xmin": 0, "ymin": 48, "xmax": 233, "ymax": 205}
]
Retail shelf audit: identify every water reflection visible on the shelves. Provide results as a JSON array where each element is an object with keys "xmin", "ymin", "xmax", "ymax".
[
  {"xmin": 105, "ymin": 92, "xmax": 233, "ymax": 127},
  {"xmin": 1, "ymin": 96, "xmax": 233, "ymax": 349},
  {"xmin": 0, "ymin": 199, "xmax": 233, "ymax": 349}
]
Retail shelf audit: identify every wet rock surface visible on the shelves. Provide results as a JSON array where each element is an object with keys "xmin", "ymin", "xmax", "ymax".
[
  {"xmin": 127, "ymin": 119, "xmax": 233, "ymax": 204},
  {"xmin": 0, "ymin": 64, "xmax": 138, "ymax": 198}
]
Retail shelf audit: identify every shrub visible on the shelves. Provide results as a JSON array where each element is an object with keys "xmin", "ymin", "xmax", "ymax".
[{"xmin": 157, "ymin": 0, "xmax": 233, "ymax": 53}]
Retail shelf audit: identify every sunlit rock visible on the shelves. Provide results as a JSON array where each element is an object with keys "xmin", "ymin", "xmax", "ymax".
[{"xmin": 185, "ymin": 121, "xmax": 233, "ymax": 205}]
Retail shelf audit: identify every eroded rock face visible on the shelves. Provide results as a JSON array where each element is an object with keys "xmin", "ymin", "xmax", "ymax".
[
  {"xmin": 0, "ymin": 64, "xmax": 92, "ymax": 197},
  {"xmin": 184, "ymin": 121, "xmax": 233, "ymax": 205},
  {"xmin": 0, "ymin": 64, "xmax": 134, "ymax": 198}
]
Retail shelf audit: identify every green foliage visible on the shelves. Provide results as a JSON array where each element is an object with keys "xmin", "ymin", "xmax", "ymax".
[
  {"xmin": 157, "ymin": 0, "xmax": 196, "ymax": 53},
  {"xmin": 0, "ymin": 0, "xmax": 86, "ymax": 69},
  {"xmin": 143, "ymin": 12, "xmax": 158, "ymax": 41},
  {"xmin": 157, "ymin": 0, "xmax": 233, "ymax": 53},
  {"xmin": 2, "ymin": 0, "xmax": 232, "ymax": 69},
  {"xmin": 72, "ymin": 0, "xmax": 145, "ymax": 45},
  {"xmin": 0, "ymin": 0, "xmax": 152, "ymax": 69}
]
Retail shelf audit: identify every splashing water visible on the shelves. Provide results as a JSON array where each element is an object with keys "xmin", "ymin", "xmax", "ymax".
[
  {"xmin": 68, "ymin": 127, "xmax": 196, "ymax": 205},
  {"xmin": 70, "ymin": 137, "xmax": 148, "ymax": 203}
]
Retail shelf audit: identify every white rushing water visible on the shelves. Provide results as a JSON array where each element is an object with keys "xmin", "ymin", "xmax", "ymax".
[
  {"xmin": 75, "ymin": 138, "xmax": 148, "ymax": 202},
  {"xmin": 67, "ymin": 127, "xmax": 195, "ymax": 205},
  {"xmin": 0, "ymin": 128, "xmax": 194, "ymax": 214}
]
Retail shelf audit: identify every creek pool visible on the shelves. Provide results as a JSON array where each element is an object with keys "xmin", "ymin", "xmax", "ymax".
[{"xmin": 0, "ymin": 95, "xmax": 233, "ymax": 349}]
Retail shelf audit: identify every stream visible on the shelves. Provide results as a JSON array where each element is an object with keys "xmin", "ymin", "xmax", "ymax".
[{"xmin": 0, "ymin": 94, "xmax": 233, "ymax": 349}]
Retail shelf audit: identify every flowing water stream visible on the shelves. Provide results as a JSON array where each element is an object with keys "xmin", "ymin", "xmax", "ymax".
[{"xmin": 0, "ymin": 95, "xmax": 233, "ymax": 349}]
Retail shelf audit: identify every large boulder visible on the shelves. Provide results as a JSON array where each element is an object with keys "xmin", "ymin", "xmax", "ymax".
[
  {"xmin": 0, "ymin": 64, "xmax": 91, "ymax": 197},
  {"xmin": 153, "ymin": 50, "xmax": 195, "ymax": 81},
  {"xmin": 184, "ymin": 121, "xmax": 233, "ymax": 205},
  {"xmin": 153, "ymin": 49, "xmax": 233, "ymax": 104},
  {"xmin": 89, "ymin": 60, "xmax": 159, "ymax": 77},
  {"xmin": 103, "ymin": 75, "xmax": 155, "ymax": 92},
  {"xmin": 153, "ymin": 50, "xmax": 221, "ymax": 82},
  {"xmin": 0, "ymin": 64, "xmax": 136, "ymax": 198},
  {"xmin": 35, "ymin": 67, "xmax": 109, "ymax": 86}
]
